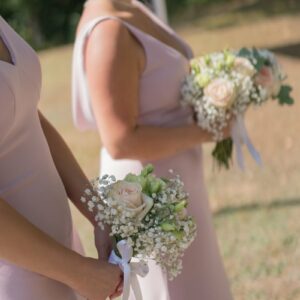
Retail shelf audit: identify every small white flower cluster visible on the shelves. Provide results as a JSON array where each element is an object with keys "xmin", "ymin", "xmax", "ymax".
[
  {"xmin": 82, "ymin": 165, "xmax": 197, "ymax": 280},
  {"xmin": 181, "ymin": 49, "xmax": 283, "ymax": 141}
]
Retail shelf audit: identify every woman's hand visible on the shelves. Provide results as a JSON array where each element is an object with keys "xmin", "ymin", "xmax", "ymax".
[
  {"xmin": 76, "ymin": 257, "xmax": 123, "ymax": 300},
  {"xmin": 94, "ymin": 226, "xmax": 124, "ymax": 298}
]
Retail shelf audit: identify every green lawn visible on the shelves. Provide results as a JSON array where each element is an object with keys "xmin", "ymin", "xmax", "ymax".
[{"xmin": 38, "ymin": 10, "xmax": 300, "ymax": 300}]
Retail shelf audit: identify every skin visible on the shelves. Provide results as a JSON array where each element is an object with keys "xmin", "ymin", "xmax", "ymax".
[
  {"xmin": 79, "ymin": 0, "xmax": 230, "ymax": 161},
  {"xmin": 0, "ymin": 40, "xmax": 122, "ymax": 299}
]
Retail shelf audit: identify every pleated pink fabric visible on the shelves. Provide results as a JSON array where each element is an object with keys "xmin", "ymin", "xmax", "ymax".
[
  {"xmin": 72, "ymin": 1, "xmax": 233, "ymax": 299},
  {"xmin": 0, "ymin": 16, "xmax": 85, "ymax": 300}
]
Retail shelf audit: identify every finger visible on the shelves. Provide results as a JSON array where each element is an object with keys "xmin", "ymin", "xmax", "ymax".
[
  {"xmin": 108, "ymin": 277, "xmax": 123, "ymax": 299},
  {"xmin": 110, "ymin": 287, "xmax": 123, "ymax": 299},
  {"xmin": 116, "ymin": 280, "xmax": 123, "ymax": 292},
  {"xmin": 110, "ymin": 290, "xmax": 123, "ymax": 298}
]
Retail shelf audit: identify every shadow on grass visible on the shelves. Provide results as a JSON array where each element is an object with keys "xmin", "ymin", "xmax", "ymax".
[
  {"xmin": 214, "ymin": 197, "xmax": 300, "ymax": 217},
  {"xmin": 269, "ymin": 42, "xmax": 300, "ymax": 59}
]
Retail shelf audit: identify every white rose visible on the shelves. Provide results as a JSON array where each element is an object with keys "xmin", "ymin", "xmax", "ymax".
[
  {"xmin": 233, "ymin": 57, "xmax": 256, "ymax": 77},
  {"xmin": 204, "ymin": 78, "xmax": 236, "ymax": 108},
  {"xmin": 109, "ymin": 181, "xmax": 153, "ymax": 220}
]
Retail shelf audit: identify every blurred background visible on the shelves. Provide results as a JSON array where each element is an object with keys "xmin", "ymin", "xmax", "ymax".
[{"xmin": 1, "ymin": 0, "xmax": 300, "ymax": 299}]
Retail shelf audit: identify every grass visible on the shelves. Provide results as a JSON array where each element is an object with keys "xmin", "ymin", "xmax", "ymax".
[
  {"xmin": 38, "ymin": 9, "xmax": 300, "ymax": 300},
  {"xmin": 216, "ymin": 199, "xmax": 300, "ymax": 299}
]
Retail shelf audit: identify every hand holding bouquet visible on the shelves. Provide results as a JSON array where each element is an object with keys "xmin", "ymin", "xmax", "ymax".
[
  {"xmin": 81, "ymin": 165, "xmax": 196, "ymax": 300},
  {"xmin": 181, "ymin": 48, "xmax": 294, "ymax": 169}
]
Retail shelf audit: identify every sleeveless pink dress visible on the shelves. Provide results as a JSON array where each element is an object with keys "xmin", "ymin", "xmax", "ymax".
[
  {"xmin": 0, "ymin": 16, "xmax": 85, "ymax": 300},
  {"xmin": 72, "ymin": 2, "xmax": 233, "ymax": 299}
]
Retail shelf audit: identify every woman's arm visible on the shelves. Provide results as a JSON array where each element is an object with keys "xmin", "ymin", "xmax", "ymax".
[
  {"xmin": 39, "ymin": 112, "xmax": 114, "ymax": 259},
  {"xmin": 0, "ymin": 197, "xmax": 121, "ymax": 300},
  {"xmin": 85, "ymin": 20, "xmax": 216, "ymax": 161},
  {"xmin": 39, "ymin": 112, "xmax": 96, "ymax": 226}
]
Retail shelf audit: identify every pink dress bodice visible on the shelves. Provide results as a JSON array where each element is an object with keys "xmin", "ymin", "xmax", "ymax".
[
  {"xmin": 72, "ymin": 4, "xmax": 194, "ymax": 131},
  {"xmin": 0, "ymin": 16, "xmax": 84, "ymax": 300}
]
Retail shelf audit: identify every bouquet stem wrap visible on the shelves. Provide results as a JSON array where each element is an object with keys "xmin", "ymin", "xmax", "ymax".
[
  {"xmin": 109, "ymin": 240, "xmax": 149, "ymax": 300},
  {"xmin": 231, "ymin": 114, "xmax": 262, "ymax": 170}
]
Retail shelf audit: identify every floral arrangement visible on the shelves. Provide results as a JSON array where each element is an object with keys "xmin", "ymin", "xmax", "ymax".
[
  {"xmin": 81, "ymin": 165, "xmax": 196, "ymax": 299},
  {"xmin": 181, "ymin": 48, "xmax": 294, "ymax": 169}
]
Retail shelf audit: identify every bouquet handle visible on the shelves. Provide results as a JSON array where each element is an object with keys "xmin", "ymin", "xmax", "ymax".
[{"xmin": 109, "ymin": 240, "xmax": 149, "ymax": 300}]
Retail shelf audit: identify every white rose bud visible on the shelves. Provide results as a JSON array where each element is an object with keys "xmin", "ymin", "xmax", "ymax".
[
  {"xmin": 109, "ymin": 181, "xmax": 153, "ymax": 220},
  {"xmin": 233, "ymin": 57, "xmax": 256, "ymax": 77},
  {"xmin": 204, "ymin": 78, "xmax": 236, "ymax": 108}
]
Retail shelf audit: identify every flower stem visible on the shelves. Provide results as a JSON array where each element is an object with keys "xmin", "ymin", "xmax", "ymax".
[{"xmin": 212, "ymin": 138, "xmax": 233, "ymax": 169}]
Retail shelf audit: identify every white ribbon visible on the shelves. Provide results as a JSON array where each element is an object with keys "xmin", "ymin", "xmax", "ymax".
[
  {"xmin": 109, "ymin": 240, "xmax": 149, "ymax": 300},
  {"xmin": 231, "ymin": 114, "xmax": 262, "ymax": 170}
]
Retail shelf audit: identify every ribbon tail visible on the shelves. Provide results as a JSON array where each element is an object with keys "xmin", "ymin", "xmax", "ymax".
[
  {"xmin": 231, "ymin": 117, "xmax": 246, "ymax": 171},
  {"xmin": 234, "ymin": 139, "xmax": 246, "ymax": 171},
  {"xmin": 237, "ymin": 115, "xmax": 262, "ymax": 167},
  {"xmin": 107, "ymin": 241, "xmax": 149, "ymax": 300},
  {"xmin": 131, "ymin": 273, "xmax": 143, "ymax": 300},
  {"xmin": 121, "ymin": 264, "xmax": 131, "ymax": 300}
]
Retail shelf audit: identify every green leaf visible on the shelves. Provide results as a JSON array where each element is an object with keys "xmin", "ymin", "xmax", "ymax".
[
  {"xmin": 174, "ymin": 200, "xmax": 187, "ymax": 212},
  {"xmin": 141, "ymin": 164, "xmax": 154, "ymax": 177},
  {"xmin": 277, "ymin": 85, "xmax": 294, "ymax": 105},
  {"xmin": 252, "ymin": 48, "xmax": 266, "ymax": 71},
  {"xmin": 173, "ymin": 230, "xmax": 184, "ymax": 240},
  {"xmin": 237, "ymin": 47, "xmax": 252, "ymax": 58},
  {"xmin": 238, "ymin": 47, "xmax": 266, "ymax": 71},
  {"xmin": 124, "ymin": 173, "xmax": 147, "ymax": 189},
  {"xmin": 161, "ymin": 223, "xmax": 176, "ymax": 232}
]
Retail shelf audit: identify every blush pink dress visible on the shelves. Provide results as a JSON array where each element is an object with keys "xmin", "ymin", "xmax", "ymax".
[
  {"xmin": 0, "ymin": 16, "xmax": 85, "ymax": 300},
  {"xmin": 72, "ymin": 1, "xmax": 233, "ymax": 299}
]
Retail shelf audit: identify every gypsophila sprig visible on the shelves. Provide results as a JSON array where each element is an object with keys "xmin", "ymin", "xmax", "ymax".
[
  {"xmin": 82, "ymin": 164, "xmax": 197, "ymax": 280},
  {"xmin": 181, "ymin": 48, "xmax": 294, "ymax": 169}
]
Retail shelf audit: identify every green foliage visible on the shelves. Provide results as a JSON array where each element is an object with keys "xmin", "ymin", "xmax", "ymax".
[
  {"xmin": 238, "ymin": 47, "xmax": 267, "ymax": 71},
  {"xmin": 0, "ymin": 0, "xmax": 226, "ymax": 48},
  {"xmin": 0, "ymin": 0, "xmax": 83, "ymax": 49},
  {"xmin": 277, "ymin": 85, "xmax": 294, "ymax": 105}
]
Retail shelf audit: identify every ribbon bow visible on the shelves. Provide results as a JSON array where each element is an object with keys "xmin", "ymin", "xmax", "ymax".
[
  {"xmin": 231, "ymin": 114, "xmax": 262, "ymax": 170},
  {"xmin": 109, "ymin": 240, "xmax": 149, "ymax": 300}
]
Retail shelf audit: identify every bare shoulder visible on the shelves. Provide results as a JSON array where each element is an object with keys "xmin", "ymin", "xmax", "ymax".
[
  {"xmin": 79, "ymin": 4, "xmax": 144, "ymax": 71},
  {"xmin": 85, "ymin": 18, "xmax": 138, "ymax": 63}
]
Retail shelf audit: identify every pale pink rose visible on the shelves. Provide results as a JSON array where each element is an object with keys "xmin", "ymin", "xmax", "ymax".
[
  {"xmin": 233, "ymin": 57, "xmax": 256, "ymax": 77},
  {"xmin": 204, "ymin": 78, "xmax": 236, "ymax": 108},
  {"xmin": 255, "ymin": 66, "xmax": 281, "ymax": 97},
  {"xmin": 109, "ymin": 181, "xmax": 153, "ymax": 220},
  {"xmin": 109, "ymin": 181, "xmax": 143, "ymax": 209}
]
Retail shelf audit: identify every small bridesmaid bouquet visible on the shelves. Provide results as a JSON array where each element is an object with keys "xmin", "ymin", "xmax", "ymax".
[
  {"xmin": 81, "ymin": 165, "xmax": 196, "ymax": 300},
  {"xmin": 181, "ymin": 48, "xmax": 294, "ymax": 169}
]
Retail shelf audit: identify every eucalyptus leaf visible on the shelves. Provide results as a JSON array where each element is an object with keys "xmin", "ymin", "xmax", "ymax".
[{"xmin": 277, "ymin": 85, "xmax": 294, "ymax": 105}]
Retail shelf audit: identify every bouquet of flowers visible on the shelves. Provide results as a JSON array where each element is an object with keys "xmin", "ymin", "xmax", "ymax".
[
  {"xmin": 81, "ymin": 165, "xmax": 196, "ymax": 300},
  {"xmin": 181, "ymin": 48, "xmax": 294, "ymax": 169}
]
